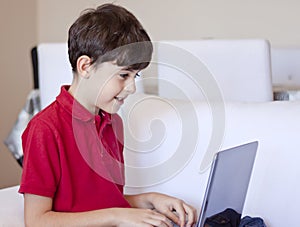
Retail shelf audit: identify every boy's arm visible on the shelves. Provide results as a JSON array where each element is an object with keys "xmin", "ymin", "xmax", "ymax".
[
  {"xmin": 24, "ymin": 193, "xmax": 172, "ymax": 227},
  {"xmin": 124, "ymin": 193, "xmax": 197, "ymax": 227},
  {"xmin": 24, "ymin": 193, "xmax": 115, "ymax": 227}
]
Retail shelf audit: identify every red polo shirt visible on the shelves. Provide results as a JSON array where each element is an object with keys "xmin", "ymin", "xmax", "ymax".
[{"xmin": 19, "ymin": 86, "xmax": 130, "ymax": 212}]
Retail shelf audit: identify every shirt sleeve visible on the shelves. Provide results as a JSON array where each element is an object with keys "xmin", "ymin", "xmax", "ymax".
[{"xmin": 19, "ymin": 118, "xmax": 61, "ymax": 198}]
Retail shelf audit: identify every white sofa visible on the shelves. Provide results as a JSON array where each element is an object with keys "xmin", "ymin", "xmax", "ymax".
[
  {"xmin": 121, "ymin": 93, "xmax": 300, "ymax": 227},
  {"xmin": 271, "ymin": 47, "xmax": 300, "ymax": 88},
  {"xmin": 0, "ymin": 185, "xmax": 24, "ymax": 226},
  {"xmin": 1, "ymin": 40, "xmax": 299, "ymax": 226}
]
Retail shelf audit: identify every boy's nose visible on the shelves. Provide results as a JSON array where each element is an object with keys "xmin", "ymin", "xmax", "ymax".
[{"xmin": 124, "ymin": 80, "xmax": 136, "ymax": 94}]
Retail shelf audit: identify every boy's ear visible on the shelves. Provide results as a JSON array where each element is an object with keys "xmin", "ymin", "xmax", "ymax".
[{"xmin": 76, "ymin": 55, "xmax": 92, "ymax": 78}]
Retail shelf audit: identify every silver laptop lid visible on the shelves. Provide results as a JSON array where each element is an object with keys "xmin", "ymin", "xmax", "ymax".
[{"xmin": 197, "ymin": 141, "xmax": 258, "ymax": 227}]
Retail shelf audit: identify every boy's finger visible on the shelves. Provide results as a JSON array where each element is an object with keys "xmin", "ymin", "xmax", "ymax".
[
  {"xmin": 172, "ymin": 204, "xmax": 186, "ymax": 227},
  {"xmin": 163, "ymin": 210, "xmax": 181, "ymax": 226},
  {"xmin": 183, "ymin": 203, "xmax": 197, "ymax": 226}
]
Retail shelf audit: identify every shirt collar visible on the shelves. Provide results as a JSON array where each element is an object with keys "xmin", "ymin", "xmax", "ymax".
[{"xmin": 56, "ymin": 85, "xmax": 112, "ymax": 124}]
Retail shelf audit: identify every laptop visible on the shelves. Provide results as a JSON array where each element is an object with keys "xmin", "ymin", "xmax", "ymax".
[{"xmin": 173, "ymin": 141, "xmax": 258, "ymax": 227}]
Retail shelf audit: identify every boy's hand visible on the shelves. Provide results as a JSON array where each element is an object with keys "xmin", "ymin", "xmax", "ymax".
[
  {"xmin": 147, "ymin": 193, "xmax": 197, "ymax": 227},
  {"xmin": 114, "ymin": 208, "xmax": 173, "ymax": 227}
]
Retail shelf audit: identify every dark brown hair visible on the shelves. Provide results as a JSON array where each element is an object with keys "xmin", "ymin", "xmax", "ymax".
[{"xmin": 68, "ymin": 4, "xmax": 153, "ymax": 73}]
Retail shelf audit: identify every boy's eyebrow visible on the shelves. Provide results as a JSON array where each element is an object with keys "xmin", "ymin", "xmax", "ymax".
[{"xmin": 121, "ymin": 67, "xmax": 135, "ymax": 72}]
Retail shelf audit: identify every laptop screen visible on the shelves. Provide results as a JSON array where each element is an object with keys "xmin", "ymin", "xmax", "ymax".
[{"xmin": 198, "ymin": 141, "xmax": 258, "ymax": 227}]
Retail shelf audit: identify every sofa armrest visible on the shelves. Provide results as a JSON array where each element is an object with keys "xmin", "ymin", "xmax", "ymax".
[{"xmin": 0, "ymin": 185, "xmax": 24, "ymax": 226}]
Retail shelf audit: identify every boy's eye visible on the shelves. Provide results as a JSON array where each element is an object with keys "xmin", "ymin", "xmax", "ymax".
[
  {"xmin": 119, "ymin": 73, "xmax": 129, "ymax": 78},
  {"xmin": 119, "ymin": 72, "xmax": 141, "ymax": 79}
]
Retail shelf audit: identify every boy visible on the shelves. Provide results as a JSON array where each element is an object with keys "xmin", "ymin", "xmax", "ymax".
[{"xmin": 19, "ymin": 3, "xmax": 196, "ymax": 227}]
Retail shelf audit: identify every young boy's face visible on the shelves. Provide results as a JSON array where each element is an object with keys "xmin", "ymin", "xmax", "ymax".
[{"xmin": 81, "ymin": 61, "xmax": 139, "ymax": 114}]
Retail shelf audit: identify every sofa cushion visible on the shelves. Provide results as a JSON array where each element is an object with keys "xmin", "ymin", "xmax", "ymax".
[
  {"xmin": 156, "ymin": 39, "xmax": 273, "ymax": 102},
  {"xmin": 122, "ymin": 94, "xmax": 300, "ymax": 227}
]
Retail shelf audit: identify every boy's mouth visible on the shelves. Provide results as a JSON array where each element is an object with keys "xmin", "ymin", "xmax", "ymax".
[{"xmin": 114, "ymin": 96, "xmax": 125, "ymax": 104}]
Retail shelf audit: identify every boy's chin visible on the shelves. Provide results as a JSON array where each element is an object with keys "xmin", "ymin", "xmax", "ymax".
[{"xmin": 101, "ymin": 105, "xmax": 121, "ymax": 114}]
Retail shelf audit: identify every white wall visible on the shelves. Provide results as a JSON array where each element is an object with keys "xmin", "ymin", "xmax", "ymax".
[
  {"xmin": 0, "ymin": 0, "xmax": 37, "ymax": 188},
  {"xmin": 37, "ymin": 0, "xmax": 300, "ymax": 47}
]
